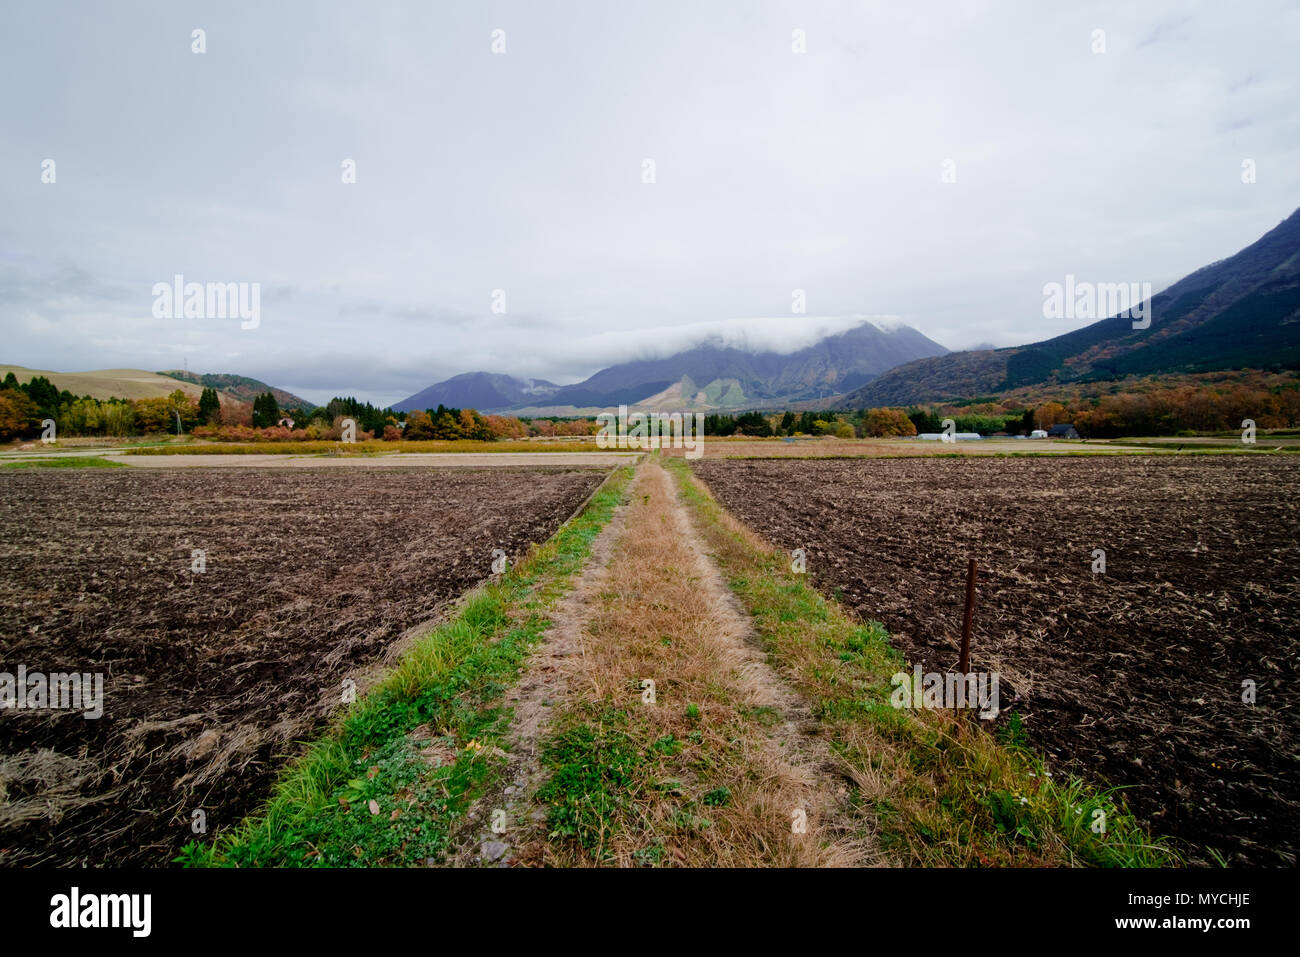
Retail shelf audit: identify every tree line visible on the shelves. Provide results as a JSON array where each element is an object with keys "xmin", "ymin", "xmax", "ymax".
[
  {"xmin": 684, "ymin": 380, "xmax": 1300, "ymax": 439},
  {"xmin": 0, "ymin": 373, "xmax": 592, "ymax": 442},
  {"xmin": 7, "ymin": 369, "xmax": 1296, "ymax": 443}
]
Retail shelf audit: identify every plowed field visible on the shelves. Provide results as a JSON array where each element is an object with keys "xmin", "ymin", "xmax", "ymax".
[
  {"xmin": 693, "ymin": 456, "xmax": 1299, "ymax": 866},
  {"xmin": 0, "ymin": 467, "xmax": 605, "ymax": 865}
]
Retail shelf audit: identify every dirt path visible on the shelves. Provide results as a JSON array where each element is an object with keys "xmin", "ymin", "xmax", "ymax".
[
  {"xmin": 451, "ymin": 459, "xmax": 880, "ymax": 867},
  {"xmin": 657, "ymin": 465, "xmax": 880, "ymax": 863},
  {"xmin": 446, "ymin": 484, "xmax": 634, "ymax": 865}
]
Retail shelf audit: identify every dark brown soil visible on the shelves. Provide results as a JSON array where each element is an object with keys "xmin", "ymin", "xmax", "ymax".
[
  {"xmin": 693, "ymin": 456, "xmax": 1300, "ymax": 866},
  {"xmin": 0, "ymin": 467, "xmax": 604, "ymax": 866}
]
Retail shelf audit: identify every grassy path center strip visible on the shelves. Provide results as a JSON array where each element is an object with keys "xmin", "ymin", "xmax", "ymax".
[{"xmin": 520, "ymin": 460, "xmax": 881, "ymax": 867}]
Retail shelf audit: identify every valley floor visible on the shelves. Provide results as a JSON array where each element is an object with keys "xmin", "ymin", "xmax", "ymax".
[{"xmin": 188, "ymin": 454, "xmax": 1173, "ymax": 867}]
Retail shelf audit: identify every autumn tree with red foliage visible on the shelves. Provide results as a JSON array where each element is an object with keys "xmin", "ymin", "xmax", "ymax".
[{"xmin": 486, "ymin": 415, "xmax": 529, "ymax": 439}]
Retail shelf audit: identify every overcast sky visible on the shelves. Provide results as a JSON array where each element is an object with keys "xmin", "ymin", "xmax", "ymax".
[{"xmin": 2, "ymin": 0, "xmax": 1297, "ymax": 406}]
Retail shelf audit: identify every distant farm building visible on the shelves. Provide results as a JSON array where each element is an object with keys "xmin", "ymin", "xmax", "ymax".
[
  {"xmin": 1047, "ymin": 424, "xmax": 1081, "ymax": 439},
  {"xmin": 1030, "ymin": 429, "xmax": 1048, "ymax": 439},
  {"xmin": 917, "ymin": 432, "xmax": 983, "ymax": 441}
]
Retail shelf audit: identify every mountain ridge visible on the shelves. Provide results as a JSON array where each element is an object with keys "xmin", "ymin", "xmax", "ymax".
[
  {"xmin": 840, "ymin": 206, "xmax": 1300, "ymax": 407},
  {"xmin": 159, "ymin": 370, "xmax": 316, "ymax": 410}
]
